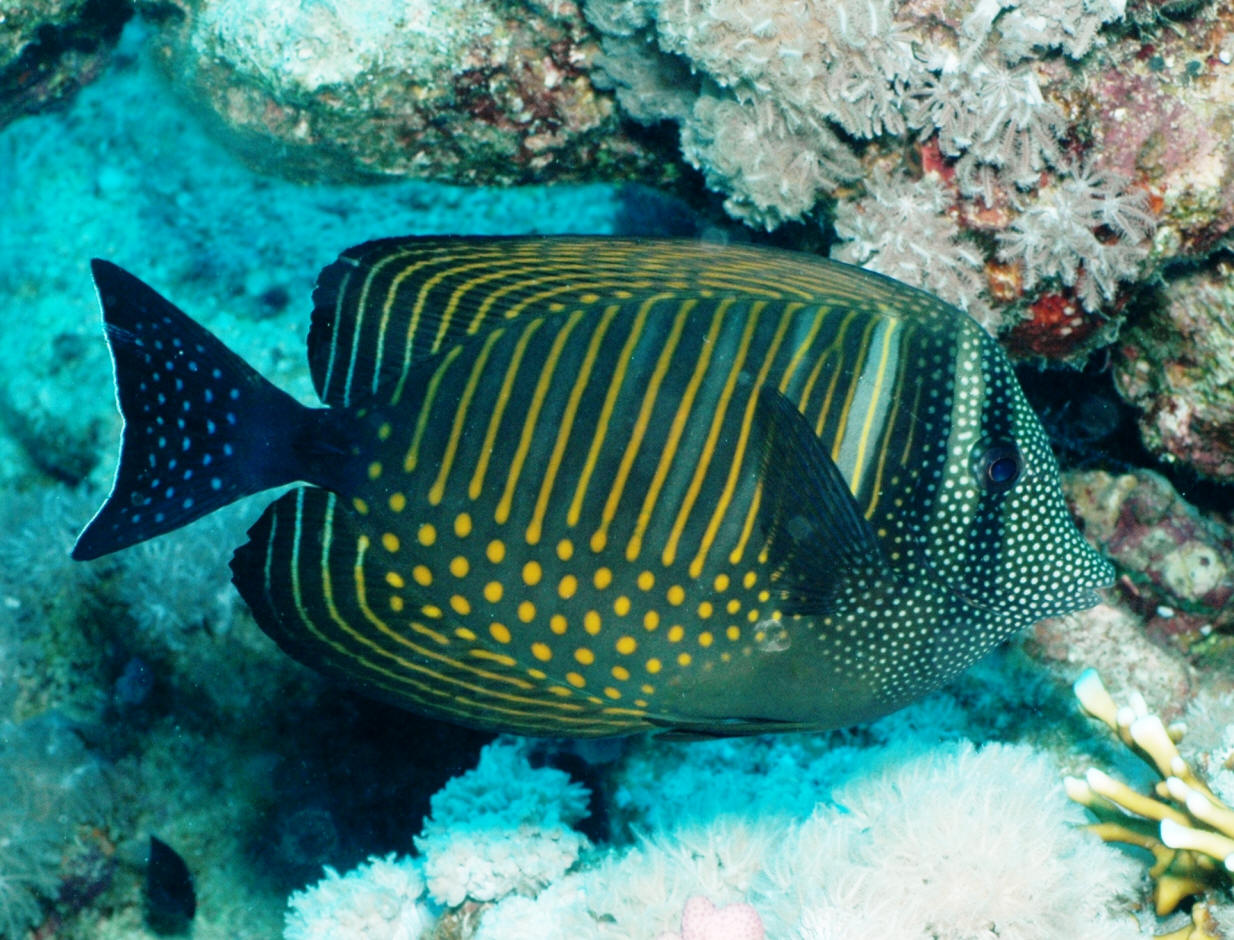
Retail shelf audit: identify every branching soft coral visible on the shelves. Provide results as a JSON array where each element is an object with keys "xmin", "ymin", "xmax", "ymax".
[
  {"xmin": 907, "ymin": 57, "xmax": 1063, "ymax": 187},
  {"xmin": 284, "ymin": 854, "xmax": 435, "ymax": 940},
  {"xmin": 413, "ymin": 739, "xmax": 591, "ymax": 908},
  {"xmin": 830, "ymin": 169, "xmax": 994, "ymax": 328},
  {"xmin": 585, "ymin": 0, "xmax": 1163, "ymax": 343},
  {"xmin": 0, "ymin": 713, "xmax": 111, "ymax": 939},
  {"xmin": 997, "ymin": 162, "xmax": 1154, "ymax": 310},
  {"xmin": 472, "ymin": 740, "xmax": 1140, "ymax": 938},
  {"xmin": 681, "ymin": 95, "xmax": 860, "ymax": 229}
]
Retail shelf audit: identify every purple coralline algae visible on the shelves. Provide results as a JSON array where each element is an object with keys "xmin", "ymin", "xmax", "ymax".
[
  {"xmin": 1115, "ymin": 256, "xmax": 1234, "ymax": 483},
  {"xmin": 1063, "ymin": 469, "xmax": 1234, "ymax": 651},
  {"xmin": 147, "ymin": 0, "xmax": 670, "ymax": 185}
]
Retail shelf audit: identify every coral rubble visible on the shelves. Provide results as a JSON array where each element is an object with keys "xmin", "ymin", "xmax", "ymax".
[{"xmin": 1065, "ymin": 469, "xmax": 1234, "ymax": 649}]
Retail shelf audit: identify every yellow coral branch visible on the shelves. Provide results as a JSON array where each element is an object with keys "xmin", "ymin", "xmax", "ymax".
[{"xmin": 1066, "ymin": 669, "xmax": 1234, "ymax": 917}]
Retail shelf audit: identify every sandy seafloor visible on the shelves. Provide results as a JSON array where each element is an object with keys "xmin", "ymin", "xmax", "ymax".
[{"xmin": 0, "ymin": 15, "xmax": 1216, "ymax": 940}]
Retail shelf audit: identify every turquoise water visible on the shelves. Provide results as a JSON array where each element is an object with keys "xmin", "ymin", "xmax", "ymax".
[{"xmin": 1, "ymin": 12, "xmax": 1230, "ymax": 940}]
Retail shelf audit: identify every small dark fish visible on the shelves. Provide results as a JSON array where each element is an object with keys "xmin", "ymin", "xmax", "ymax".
[
  {"xmin": 145, "ymin": 835, "xmax": 195, "ymax": 934},
  {"xmin": 74, "ymin": 238, "xmax": 1112, "ymax": 737}
]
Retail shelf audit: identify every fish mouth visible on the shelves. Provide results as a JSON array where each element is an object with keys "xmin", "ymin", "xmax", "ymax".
[{"xmin": 924, "ymin": 558, "xmax": 1113, "ymax": 619}]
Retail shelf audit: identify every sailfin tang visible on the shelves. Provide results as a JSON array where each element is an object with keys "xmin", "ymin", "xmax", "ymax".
[
  {"xmin": 755, "ymin": 386, "xmax": 886, "ymax": 614},
  {"xmin": 73, "ymin": 260, "xmax": 311, "ymax": 560}
]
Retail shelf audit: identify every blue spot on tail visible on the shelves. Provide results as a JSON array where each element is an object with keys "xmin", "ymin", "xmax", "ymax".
[{"xmin": 72, "ymin": 260, "xmax": 311, "ymax": 560}]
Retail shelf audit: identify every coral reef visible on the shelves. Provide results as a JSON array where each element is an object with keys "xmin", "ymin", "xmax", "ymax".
[
  {"xmin": 1067, "ymin": 668, "xmax": 1234, "ymax": 926},
  {"xmin": 146, "ymin": 0, "xmax": 672, "ymax": 185},
  {"xmin": 285, "ymin": 854, "xmax": 435, "ymax": 940},
  {"xmin": 584, "ymin": 0, "xmax": 1234, "ymax": 354},
  {"xmin": 0, "ymin": 0, "xmax": 130, "ymax": 128},
  {"xmin": 1115, "ymin": 254, "xmax": 1234, "ymax": 483},
  {"xmin": 4, "ymin": 8, "xmax": 1234, "ymax": 940},
  {"xmin": 1063, "ymin": 469, "xmax": 1234, "ymax": 650},
  {"xmin": 0, "ymin": 711, "xmax": 113, "ymax": 938}
]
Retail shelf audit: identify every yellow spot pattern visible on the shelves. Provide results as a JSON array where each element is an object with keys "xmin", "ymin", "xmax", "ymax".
[{"xmin": 489, "ymin": 622, "xmax": 511, "ymax": 644}]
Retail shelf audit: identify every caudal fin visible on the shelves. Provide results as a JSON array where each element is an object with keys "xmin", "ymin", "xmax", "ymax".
[{"xmin": 73, "ymin": 260, "xmax": 311, "ymax": 560}]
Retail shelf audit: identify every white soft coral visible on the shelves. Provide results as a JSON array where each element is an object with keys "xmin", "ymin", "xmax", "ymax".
[
  {"xmin": 997, "ymin": 161, "xmax": 1154, "ymax": 309},
  {"xmin": 413, "ymin": 738, "xmax": 591, "ymax": 907},
  {"xmin": 831, "ymin": 169, "xmax": 994, "ymax": 328},
  {"xmin": 284, "ymin": 854, "xmax": 434, "ymax": 940}
]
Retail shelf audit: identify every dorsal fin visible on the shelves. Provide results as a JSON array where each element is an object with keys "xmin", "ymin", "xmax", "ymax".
[
  {"xmin": 306, "ymin": 236, "xmax": 942, "ymax": 408},
  {"xmin": 310, "ymin": 236, "xmax": 605, "ymax": 407}
]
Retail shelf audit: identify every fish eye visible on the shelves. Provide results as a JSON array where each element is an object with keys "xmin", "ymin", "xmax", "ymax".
[{"xmin": 972, "ymin": 440, "xmax": 1021, "ymax": 493}]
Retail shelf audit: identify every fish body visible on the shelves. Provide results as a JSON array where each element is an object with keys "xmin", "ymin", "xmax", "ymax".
[{"xmin": 75, "ymin": 238, "xmax": 1113, "ymax": 737}]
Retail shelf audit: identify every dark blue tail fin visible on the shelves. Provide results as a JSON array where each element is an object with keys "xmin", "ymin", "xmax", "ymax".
[{"xmin": 73, "ymin": 261, "xmax": 313, "ymax": 560}]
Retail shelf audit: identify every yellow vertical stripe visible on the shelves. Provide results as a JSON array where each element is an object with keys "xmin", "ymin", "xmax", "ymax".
[
  {"xmin": 689, "ymin": 302, "xmax": 792, "ymax": 578},
  {"xmin": 728, "ymin": 304, "xmax": 825, "ymax": 565},
  {"xmin": 468, "ymin": 318, "xmax": 545, "ymax": 500},
  {"xmin": 625, "ymin": 299, "xmax": 729, "ymax": 563},
  {"xmin": 496, "ymin": 310, "xmax": 585, "ymax": 525},
  {"xmin": 371, "ymin": 254, "xmax": 444, "ymax": 400},
  {"xmin": 526, "ymin": 306, "xmax": 618, "ymax": 545},
  {"xmin": 850, "ymin": 320, "xmax": 899, "ymax": 503},
  {"xmin": 566, "ymin": 304, "xmax": 652, "ymax": 528},
  {"xmin": 592, "ymin": 296, "xmax": 690, "ymax": 554},
  {"xmin": 822, "ymin": 318, "xmax": 877, "ymax": 456},
  {"xmin": 402, "ymin": 345, "xmax": 465, "ymax": 473},
  {"xmin": 427, "ymin": 327, "xmax": 506, "ymax": 505},
  {"xmin": 662, "ymin": 301, "xmax": 763, "ymax": 567},
  {"xmin": 864, "ymin": 347, "xmax": 909, "ymax": 519}
]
